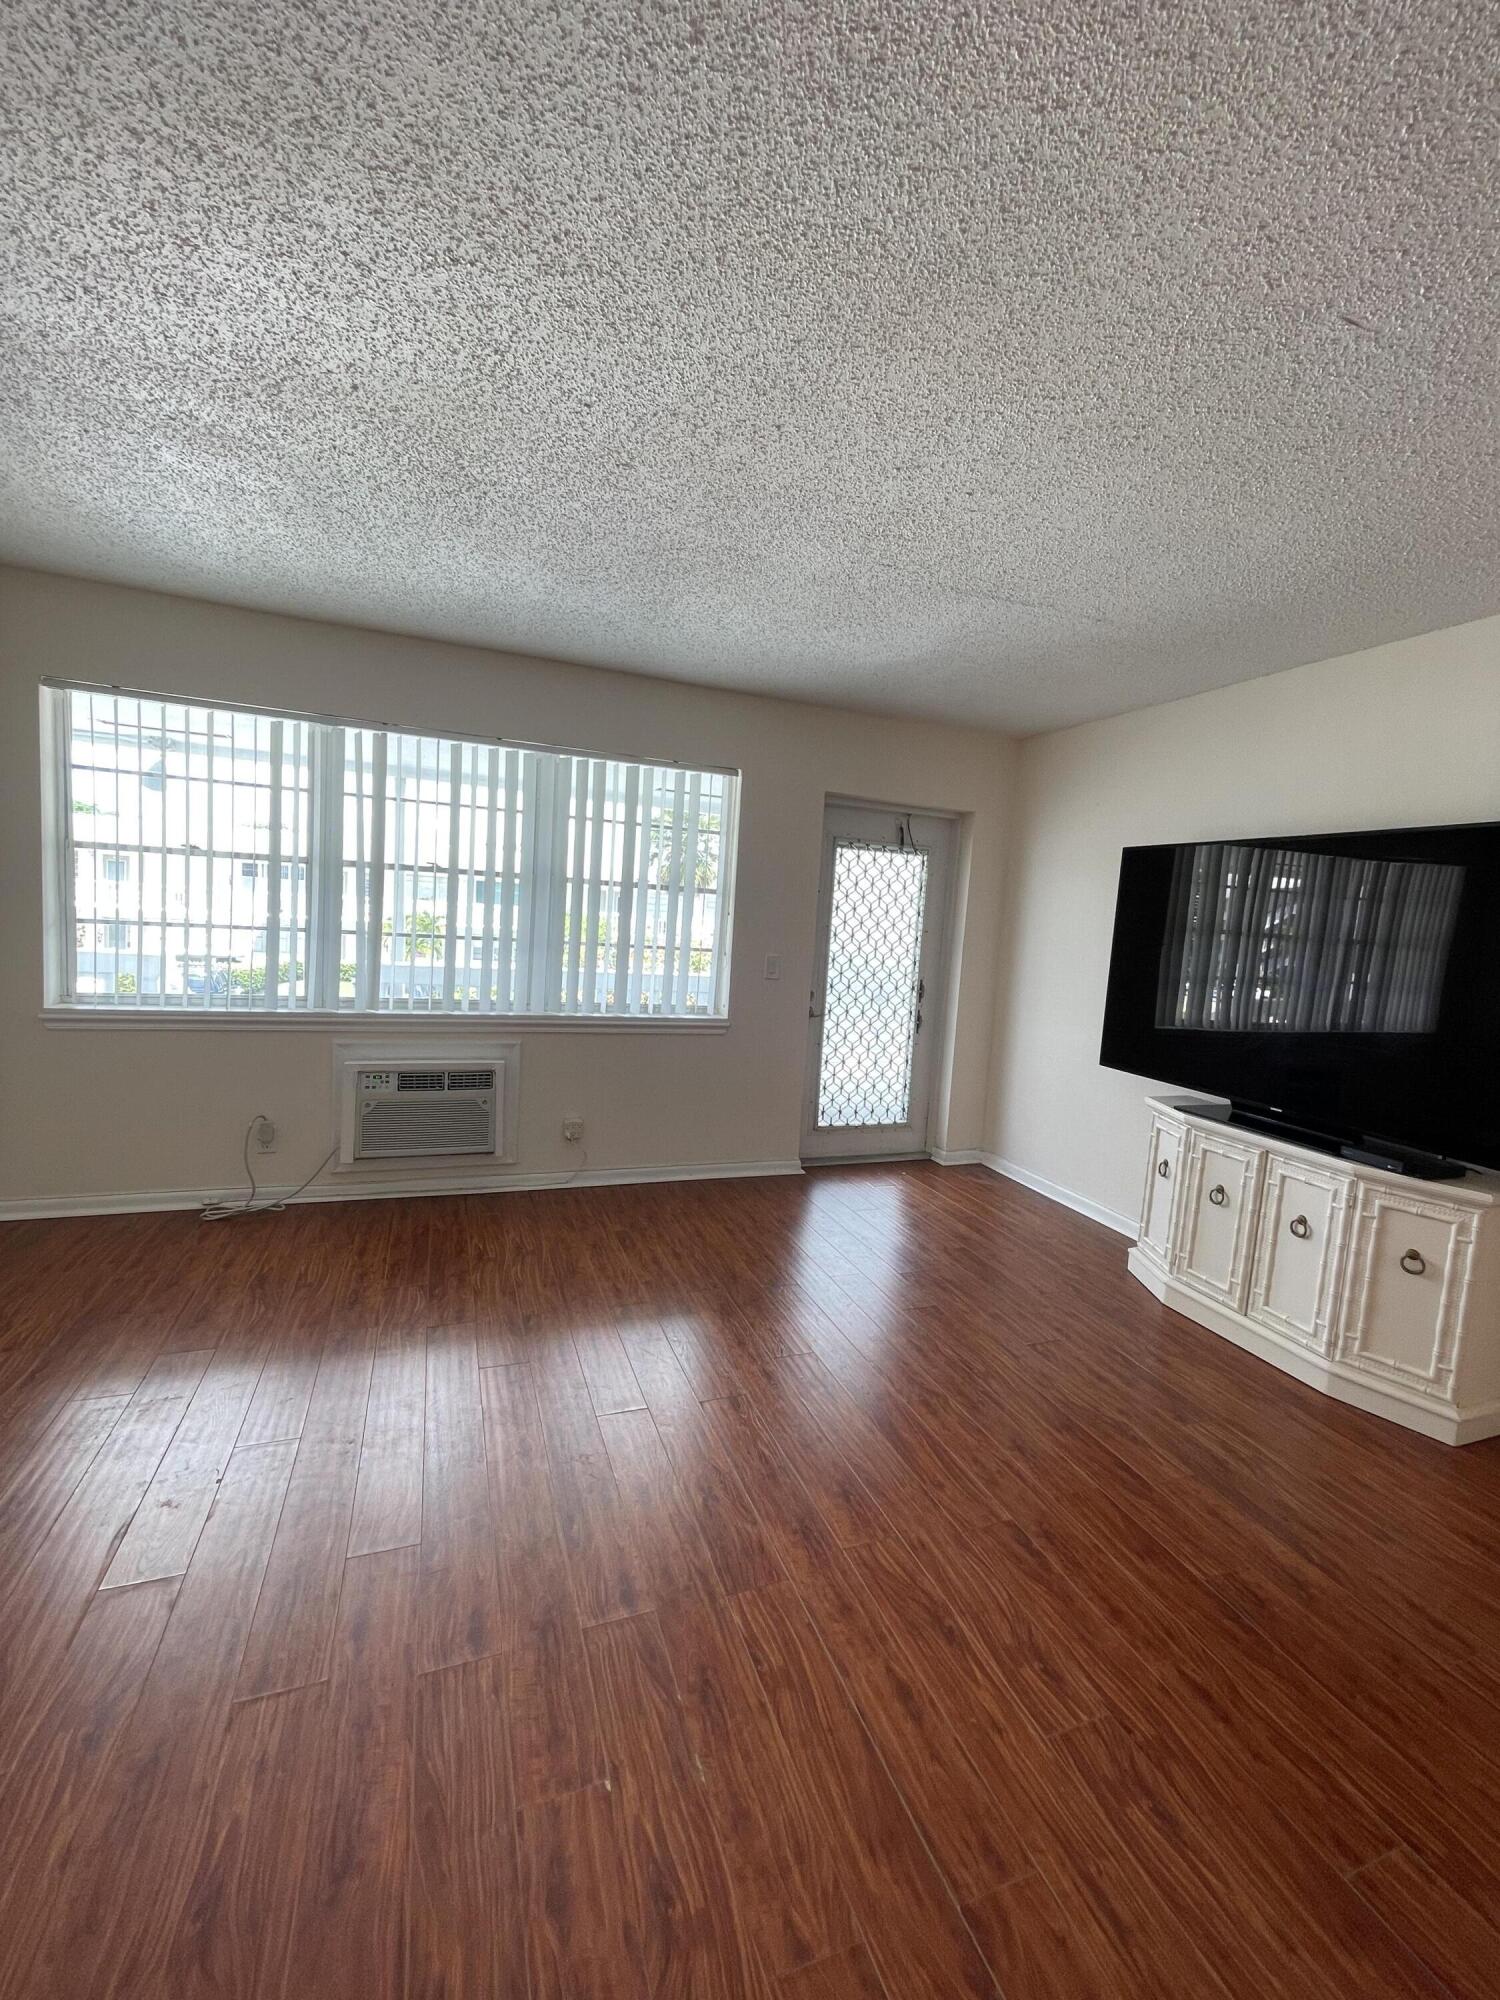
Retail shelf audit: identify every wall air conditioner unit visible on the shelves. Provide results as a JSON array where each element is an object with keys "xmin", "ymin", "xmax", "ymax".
[
  {"xmin": 354, "ymin": 1065, "xmax": 497, "ymax": 1159},
  {"xmin": 333, "ymin": 1039, "xmax": 520, "ymax": 1171}
]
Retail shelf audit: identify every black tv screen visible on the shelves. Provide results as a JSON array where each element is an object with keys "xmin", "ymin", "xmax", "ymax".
[{"xmin": 1099, "ymin": 821, "xmax": 1500, "ymax": 1170}]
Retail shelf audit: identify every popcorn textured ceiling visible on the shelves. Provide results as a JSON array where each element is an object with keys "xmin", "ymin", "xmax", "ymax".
[{"xmin": 2, "ymin": 1, "xmax": 1496, "ymax": 731}]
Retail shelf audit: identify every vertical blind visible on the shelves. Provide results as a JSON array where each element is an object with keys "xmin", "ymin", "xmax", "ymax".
[
  {"xmin": 51, "ymin": 686, "xmax": 738, "ymax": 1017},
  {"xmin": 1157, "ymin": 842, "xmax": 1464, "ymax": 1035}
]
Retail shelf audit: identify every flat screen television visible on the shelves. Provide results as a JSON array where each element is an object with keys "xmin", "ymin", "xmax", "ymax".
[{"xmin": 1099, "ymin": 821, "xmax": 1500, "ymax": 1174}]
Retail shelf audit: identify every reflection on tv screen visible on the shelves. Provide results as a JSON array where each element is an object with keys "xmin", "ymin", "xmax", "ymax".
[{"xmin": 1156, "ymin": 844, "xmax": 1464, "ymax": 1036}]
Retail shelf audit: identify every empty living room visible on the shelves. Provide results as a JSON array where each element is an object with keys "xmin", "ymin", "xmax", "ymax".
[{"xmin": 2, "ymin": 3, "xmax": 1499, "ymax": 1996}]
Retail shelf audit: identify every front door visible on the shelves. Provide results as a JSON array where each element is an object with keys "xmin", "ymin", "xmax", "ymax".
[{"xmin": 802, "ymin": 803, "xmax": 954, "ymax": 1161}]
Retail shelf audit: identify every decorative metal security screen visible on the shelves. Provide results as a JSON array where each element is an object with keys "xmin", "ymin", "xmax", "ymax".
[{"xmin": 816, "ymin": 839, "xmax": 929, "ymax": 1129}]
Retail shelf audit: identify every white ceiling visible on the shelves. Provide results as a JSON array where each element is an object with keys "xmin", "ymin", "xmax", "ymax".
[{"xmin": 2, "ymin": 3, "xmax": 1496, "ymax": 733}]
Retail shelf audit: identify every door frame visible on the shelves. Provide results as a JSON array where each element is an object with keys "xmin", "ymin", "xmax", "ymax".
[{"xmin": 800, "ymin": 798, "xmax": 958, "ymax": 1162}]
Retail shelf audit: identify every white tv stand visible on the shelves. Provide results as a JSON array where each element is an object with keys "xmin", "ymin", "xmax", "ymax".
[{"xmin": 1127, "ymin": 1096, "xmax": 1500, "ymax": 1446}]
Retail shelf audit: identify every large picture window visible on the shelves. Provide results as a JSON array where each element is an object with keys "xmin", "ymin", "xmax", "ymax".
[{"xmin": 45, "ymin": 684, "xmax": 738, "ymax": 1019}]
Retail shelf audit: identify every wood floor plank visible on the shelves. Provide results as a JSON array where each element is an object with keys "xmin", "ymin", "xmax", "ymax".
[
  {"xmin": 721, "ymin": 1349, "xmax": 889, "ymax": 1548},
  {"xmin": 653, "ymin": 1576, "xmax": 858, "ymax": 1976},
  {"xmin": 597, "ymin": 1402, "xmax": 724, "ymax": 1606},
  {"xmin": 864, "ymin": 1511, "xmax": 1101, "ymax": 1739},
  {"xmin": 32, "ymin": 1436, "xmax": 299, "ymax": 1999},
  {"xmin": 0, "ymin": 1576, "xmax": 180, "ymax": 1998},
  {"xmin": 100, "ymin": 1340, "xmax": 266, "ymax": 1587},
  {"xmin": 165, "ymin": 1682, "xmax": 329, "ymax": 2000},
  {"xmin": 963, "ymin": 1870, "xmax": 1130, "ymax": 2000},
  {"xmin": 416, "ymin": 1327, "xmax": 503, "ymax": 1672},
  {"xmin": 532, "ymin": 1340, "xmax": 653, "ymax": 1626},
  {"xmin": 1109, "ymin": 1538, "xmax": 1500, "ymax": 1934},
  {"xmin": 482, "ymin": 1360, "xmax": 576, "ymax": 1641},
  {"xmin": 830, "ymin": 1536, "xmax": 1243, "ymax": 1998},
  {"xmin": 473, "ymin": 1308, "xmax": 530, "ymax": 1371},
  {"xmin": 347, "ymin": 1331, "xmax": 427, "ymax": 1557},
  {"xmin": 235, "ymin": 1339, "xmax": 375, "ymax": 1698},
  {"xmin": 624, "ymin": 1338, "xmax": 785, "ymax": 1597},
  {"xmin": 0, "ymin": 1346, "xmax": 212, "ymax": 1757},
  {"xmin": 39, "ymin": 1304, "xmax": 181, "ymax": 1403},
  {"xmin": 696, "ymin": 1389, "xmax": 843, "ymax": 1580},
  {"xmin": 1057, "ymin": 1710, "xmax": 1450, "ymax": 2000},
  {"xmin": 235, "ymin": 1300, "xmax": 326, "ymax": 1448},
  {"xmin": 733, "ymin": 1578, "xmax": 997, "ymax": 2000},
  {"xmin": 614, "ymin": 1311, "xmax": 706, "ymax": 1418},
  {"xmin": 571, "ymin": 1315, "xmax": 648, "ymax": 1416},
  {"xmin": 1351, "ymin": 1843, "xmax": 1500, "ymax": 2000},
  {"xmin": 521, "ymin": 1780, "xmax": 650, "ymax": 2000},
  {"xmin": 776, "ymin": 1943, "xmax": 889, "ymax": 2000},
  {"xmin": 793, "ymin": 1548, "xmax": 1031, "ymax": 1904},
  {"xmin": 285, "ymin": 1545, "xmax": 418, "ymax": 2000},
  {"xmin": 0, "ymin": 1391, "xmax": 129, "ymax": 1599},
  {"xmin": 410, "ymin": 1655, "xmax": 527, "ymax": 2000},
  {"xmin": 1005, "ymin": 1464, "xmax": 1402, "ymax": 1873},
  {"xmin": 1212, "ymin": 1559, "xmax": 1500, "ymax": 1801},
  {"xmin": 585, "ymin": 1610, "xmax": 775, "ymax": 1999},
  {"xmin": 657, "ymin": 1305, "xmax": 746, "ymax": 1401},
  {"xmin": 481, "ymin": 1361, "xmax": 603, "ymax": 1803}
]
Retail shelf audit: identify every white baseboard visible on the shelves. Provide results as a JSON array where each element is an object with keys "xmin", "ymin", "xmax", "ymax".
[
  {"xmin": 930, "ymin": 1146, "xmax": 984, "ymax": 1167},
  {"xmin": 0, "ymin": 1156, "xmax": 806, "ymax": 1222},
  {"xmin": 968, "ymin": 1154, "xmax": 1136, "ymax": 1237}
]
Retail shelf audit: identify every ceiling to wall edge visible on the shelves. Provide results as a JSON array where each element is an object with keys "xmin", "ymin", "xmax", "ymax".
[{"xmin": 7, "ymin": 560, "xmax": 1493, "ymax": 746}]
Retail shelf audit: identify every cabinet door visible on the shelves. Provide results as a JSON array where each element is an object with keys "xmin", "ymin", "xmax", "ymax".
[
  {"xmin": 1247, "ymin": 1158, "xmax": 1351, "ymax": 1352},
  {"xmin": 1139, "ymin": 1114, "xmax": 1185, "ymax": 1262},
  {"xmin": 1337, "ymin": 1189, "xmax": 1475, "ymax": 1399},
  {"xmin": 1173, "ymin": 1131, "xmax": 1264, "ymax": 1310}
]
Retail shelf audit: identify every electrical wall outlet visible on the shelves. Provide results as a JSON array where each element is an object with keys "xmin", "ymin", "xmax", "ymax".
[
  {"xmin": 562, "ymin": 1117, "xmax": 585, "ymax": 1144},
  {"xmin": 253, "ymin": 1115, "xmax": 279, "ymax": 1155}
]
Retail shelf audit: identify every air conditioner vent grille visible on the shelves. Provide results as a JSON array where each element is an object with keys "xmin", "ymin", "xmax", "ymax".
[
  {"xmin": 445, "ymin": 1069, "xmax": 495, "ymax": 1091},
  {"xmin": 396, "ymin": 1070, "xmax": 446, "ymax": 1092},
  {"xmin": 359, "ymin": 1095, "xmax": 494, "ymax": 1157}
]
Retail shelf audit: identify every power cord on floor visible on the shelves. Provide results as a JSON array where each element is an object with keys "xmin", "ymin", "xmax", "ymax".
[
  {"xmin": 202, "ymin": 1118, "xmax": 585, "ymax": 1218},
  {"xmin": 200, "ymin": 1115, "xmax": 338, "ymax": 1222}
]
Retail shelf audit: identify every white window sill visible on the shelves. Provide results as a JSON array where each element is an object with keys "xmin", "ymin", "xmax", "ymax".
[{"xmin": 40, "ymin": 1007, "xmax": 730, "ymax": 1035}]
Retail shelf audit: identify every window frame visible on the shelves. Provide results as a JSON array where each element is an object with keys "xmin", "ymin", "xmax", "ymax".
[{"xmin": 39, "ymin": 681, "xmax": 740, "ymax": 1032}]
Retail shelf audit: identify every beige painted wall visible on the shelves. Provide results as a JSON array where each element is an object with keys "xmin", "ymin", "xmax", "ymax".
[
  {"xmin": 986, "ymin": 614, "xmax": 1500, "ymax": 1230},
  {"xmin": 0, "ymin": 566, "xmax": 1016, "ymax": 1208},
  {"xmin": 9, "ymin": 564, "xmax": 1495, "ymax": 1223}
]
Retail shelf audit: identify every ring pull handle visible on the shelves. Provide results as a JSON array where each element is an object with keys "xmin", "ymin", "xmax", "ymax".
[
  {"xmin": 1400, "ymin": 1248, "xmax": 1426, "ymax": 1276},
  {"xmin": 1207, "ymin": 1183, "xmax": 1228, "ymax": 1208},
  {"xmin": 1156, "ymin": 1159, "xmax": 1170, "ymax": 1179},
  {"xmin": 1288, "ymin": 1214, "xmax": 1311, "ymax": 1240}
]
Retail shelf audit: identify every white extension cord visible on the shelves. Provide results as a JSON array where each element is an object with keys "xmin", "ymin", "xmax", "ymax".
[{"xmin": 200, "ymin": 1115, "xmax": 338, "ymax": 1222}]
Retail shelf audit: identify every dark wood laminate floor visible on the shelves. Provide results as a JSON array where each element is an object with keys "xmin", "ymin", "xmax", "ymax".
[{"xmin": 2, "ymin": 1163, "xmax": 1500, "ymax": 1998}]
